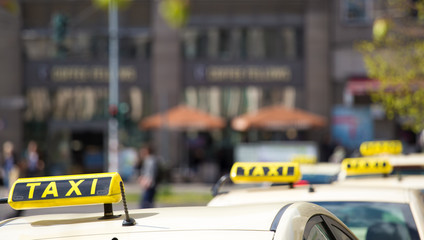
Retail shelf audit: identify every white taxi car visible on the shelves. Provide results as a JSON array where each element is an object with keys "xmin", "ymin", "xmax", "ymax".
[
  {"xmin": 337, "ymin": 154, "xmax": 424, "ymax": 189},
  {"xmin": 0, "ymin": 172, "xmax": 357, "ymax": 240},
  {"xmin": 337, "ymin": 140, "xmax": 424, "ymax": 184},
  {"xmin": 339, "ymin": 173, "xmax": 424, "ymax": 189},
  {"xmin": 208, "ymin": 161, "xmax": 424, "ymax": 240}
]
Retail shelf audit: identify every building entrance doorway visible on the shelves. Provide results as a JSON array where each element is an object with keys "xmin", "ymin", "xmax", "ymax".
[{"xmin": 71, "ymin": 131, "xmax": 105, "ymax": 173}]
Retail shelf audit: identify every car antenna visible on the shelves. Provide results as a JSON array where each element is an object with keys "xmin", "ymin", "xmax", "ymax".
[
  {"xmin": 396, "ymin": 170, "xmax": 403, "ymax": 182},
  {"xmin": 308, "ymin": 183, "xmax": 315, "ymax": 193},
  {"xmin": 120, "ymin": 181, "xmax": 136, "ymax": 226},
  {"xmin": 211, "ymin": 174, "xmax": 230, "ymax": 196}
]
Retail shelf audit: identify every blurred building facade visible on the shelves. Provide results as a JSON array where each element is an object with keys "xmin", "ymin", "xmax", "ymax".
[{"xmin": 0, "ymin": 0, "xmax": 406, "ymax": 176}]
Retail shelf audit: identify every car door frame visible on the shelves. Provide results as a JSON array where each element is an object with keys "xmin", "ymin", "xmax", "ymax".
[{"xmin": 303, "ymin": 214, "xmax": 357, "ymax": 240}]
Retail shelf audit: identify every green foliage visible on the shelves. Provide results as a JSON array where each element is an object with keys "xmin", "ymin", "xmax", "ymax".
[
  {"xmin": 52, "ymin": 14, "xmax": 68, "ymax": 44},
  {"xmin": 51, "ymin": 14, "xmax": 69, "ymax": 58},
  {"xmin": 92, "ymin": 0, "xmax": 132, "ymax": 10},
  {"xmin": 0, "ymin": 0, "xmax": 19, "ymax": 15},
  {"xmin": 159, "ymin": 0, "xmax": 190, "ymax": 28},
  {"xmin": 357, "ymin": 0, "xmax": 424, "ymax": 133},
  {"xmin": 373, "ymin": 19, "xmax": 390, "ymax": 41},
  {"xmin": 126, "ymin": 185, "xmax": 213, "ymax": 206},
  {"xmin": 156, "ymin": 191, "xmax": 212, "ymax": 206}
]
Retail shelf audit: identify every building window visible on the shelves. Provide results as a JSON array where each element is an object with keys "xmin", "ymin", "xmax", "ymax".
[
  {"xmin": 24, "ymin": 87, "xmax": 147, "ymax": 122},
  {"xmin": 218, "ymin": 29, "xmax": 232, "ymax": 60},
  {"xmin": 184, "ymin": 86, "xmax": 297, "ymax": 118},
  {"xmin": 246, "ymin": 28, "xmax": 265, "ymax": 60},
  {"xmin": 341, "ymin": 0, "xmax": 373, "ymax": 24},
  {"xmin": 22, "ymin": 33, "xmax": 150, "ymax": 60},
  {"xmin": 196, "ymin": 31, "xmax": 208, "ymax": 59},
  {"xmin": 183, "ymin": 27, "xmax": 303, "ymax": 61}
]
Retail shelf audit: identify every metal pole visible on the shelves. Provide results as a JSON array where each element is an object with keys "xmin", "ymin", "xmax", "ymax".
[{"xmin": 108, "ymin": 0, "xmax": 119, "ymax": 172}]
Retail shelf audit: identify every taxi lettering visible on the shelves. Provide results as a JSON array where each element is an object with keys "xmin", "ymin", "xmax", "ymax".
[
  {"xmin": 360, "ymin": 140, "xmax": 402, "ymax": 156},
  {"xmin": 7, "ymin": 173, "xmax": 122, "ymax": 210},
  {"xmin": 291, "ymin": 155, "xmax": 317, "ymax": 164},
  {"xmin": 342, "ymin": 158, "xmax": 393, "ymax": 176},
  {"xmin": 26, "ymin": 182, "xmax": 41, "ymax": 199},
  {"xmin": 236, "ymin": 165, "xmax": 285, "ymax": 177},
  {"xmin": 12, "ymin": 177, "xmax": 111, "ymax": 202},
  {"xmin": 230, "ymin": 162, "xmax": 301, "ymax": 184},
  {"xmin": 41, "ymin": 181, "xmax": 59, "ymax": 198},
  {"xmin": 345, "ymin": 160, "xmax": 387, "ymax": 169},
  {"xmin": 24, "ymin": 179, "xmax": 97, "ymax": 199},
  {"xmin": 66, "ymin": 180, "xmax": 84, "ymax": 196}
]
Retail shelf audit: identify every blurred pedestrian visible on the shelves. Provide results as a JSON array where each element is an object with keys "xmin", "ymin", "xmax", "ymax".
[
  {"xmin": 1, "ymin": 141, "xmax": 19, "ymax": 188},
  {"xmin": 1, "ymin": 141, "xmax": 23, "ymax": 219},
  {"xmin": 137, "ymin": 144, "xmax": 159, "ymax": 208},
  {"xmin": 329, "ymin": 145, "xmax": 346, "ymax": 163},
  {"xmin": 22, "ymin": 140, "xmax": 44, "ymax": 177},
  {"xmin": 417, "ymin": 130, "xmax": 424, "ymax": 153},
  {"xmin": 319, "ymin": 134, "xmax": 335, "ymax": 162}
]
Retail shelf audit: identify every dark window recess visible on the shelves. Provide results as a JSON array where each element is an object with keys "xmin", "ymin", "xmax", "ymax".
[
  {"xmin": 411, "ymin": 0, "xmax": 419, "ymax": 18},
  {"xmin": 218, "ymin": 29, "xmax": 231, "ymax": 59},
  {"xmin": 89, "ymin": 36, "xmax": 140, "ymax": 59},
  {"xmin": 196, "ymin": 31, "xmax": 208, "ymax": 59},
  {"xmin": 239, "ymin": 28, "xmax": 248, "ymax": 59},
  {"xmin": 182, "ymin": 27, "xmax": 303, "ymax": 60},
  {"xmin": 264, "ymin": 28, "xmax": 280, "ymax": 59}
]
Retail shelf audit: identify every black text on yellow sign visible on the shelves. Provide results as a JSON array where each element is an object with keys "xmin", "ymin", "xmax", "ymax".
[
  {"xmin": 7, "ymin": 172, "xmax": 123, "ymax": 210},
  {"xmin": 230, "ymin": 162, "xmax": 301, "ymax": 184},
  {"xmin": 11, "ymin": 177, "xmax": 111, "ymax": 202},
  {"xmin": 359, "ymin": 140, "xmax": 402, "ymax": 156},
  {"xmin": 341, "ymin": 158, "xmax": 393, "ymax": 176},
  {"xmin": 236, "ymin": 165, "xmax": 289, "ymax": 177}
]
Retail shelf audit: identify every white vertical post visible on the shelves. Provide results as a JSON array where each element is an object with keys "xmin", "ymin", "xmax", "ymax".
[{"xmin": 108, "ymin": 0, "xmax": 119, "ymax": 172}]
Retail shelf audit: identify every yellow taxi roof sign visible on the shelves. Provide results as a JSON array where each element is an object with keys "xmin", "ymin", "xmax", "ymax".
[
  {"xmin": 230, "ymin": 162, "xmax": 301, "ymax": 184},
  {"xmin": 341, "ymin": 158, "xmax": 393, "ymax": 176},
  {"xmin": 359, "ymin": 140, "xmax": 402, "ymax": 156},
  {"xmin": 8, "ymin": 172, "xmax": 122, "ymax": 210},
  {"xmin": 291, "ymin": 155, "xmax": 317, "ymax": 164}
]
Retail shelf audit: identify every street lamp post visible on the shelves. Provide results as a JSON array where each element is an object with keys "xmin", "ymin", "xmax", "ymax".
[{"xmin": 108, "ymin": 0, "xmax": 119, "ymax": 172}]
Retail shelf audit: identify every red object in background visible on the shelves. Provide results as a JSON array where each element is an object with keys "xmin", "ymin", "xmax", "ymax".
[
  {"xmin": 294, "ymin": 179, "xmax": 310, "ymax": 187},
  {"xmin": 140, "ymin": 105, "xmax": 225, "ymax": 130},
  {"xmin": 346, "ymin": 77, "xmax": 380, "ymax": 96},
  {"xmin": 231, "ymin": 105, "xmax": 327, "ymax": 131},
  {"xmin": 109, "ymin": 105, "xmax": 118, "ymax": 117}
]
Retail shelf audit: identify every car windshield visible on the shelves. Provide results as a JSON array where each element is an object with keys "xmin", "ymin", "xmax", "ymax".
[
  {"xmin": 392, "ymin": 168, "xmax": 424, "ymax": 175},
  {"xmin": 314, "ymin": 201, "xmax": 419, "ymax": 240}
]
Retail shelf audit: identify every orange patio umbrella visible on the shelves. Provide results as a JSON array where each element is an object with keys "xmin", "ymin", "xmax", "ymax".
[
  {"xmin": 232, "ymin": 105, "xmax": 327, "ymax": 131},
  {"xmin": 140, "ymin": 105, "xmax": 225, "ymax": 130}
]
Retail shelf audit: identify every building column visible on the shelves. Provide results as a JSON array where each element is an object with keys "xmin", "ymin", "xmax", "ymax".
[
  {"xmin": 151, "ymin": 0, "xmax": 182, "ymax": 169},
  {"xmin": 0, "ymin": 10, "xmax": 23, "ymax": 152},
  {"xmin": 305, "ymin": 0, "xmax": 331, "ymax": 139}
]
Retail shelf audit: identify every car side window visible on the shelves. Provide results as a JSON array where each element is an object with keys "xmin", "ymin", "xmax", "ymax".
[
  {"xmin": 322, "ymin": 215, "xmax": 356, "ymax": 240},
  {"xmin": 330, "ymin": 226, "xmax": 352, "ymax": 240},
  {"xmin": 304, "ymin": 215, "xmax": 334, "ymax": 240},
  {"xmin": 306, "ymin": 222, "xmax": 332, "ymax": 240},
  {"xmin": 304, "ymin": 215, "xmax": 356, "ymax": 240}
]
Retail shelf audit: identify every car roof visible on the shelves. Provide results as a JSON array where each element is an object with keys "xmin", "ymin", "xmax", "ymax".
[
  {"xmin": 338, "ymin": 174, "xmax": 424, "ymax": 189},
  {"xmin": 389, "ymin": 153, "xmax": 424, "ymax": 167},
  {"xmin": 0, "ymin": 203, "xmax": 289, "ymax": 240},
  {"xmin": 0, "ymin": 172, "xmax": 358, "ymax": 240},
  {"xmin": 0, "ymin": 201, "xmax": 355, "ymax": 240},
  {"xmin": 208, "ymin": 183, "xmax": 420, "ymax": 207}
]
